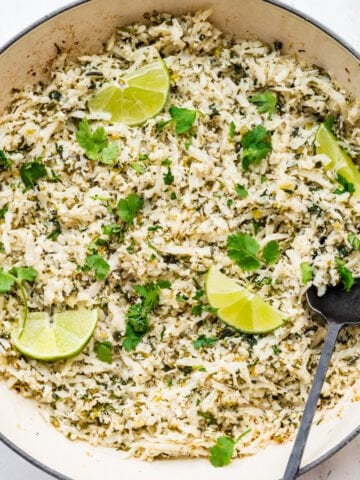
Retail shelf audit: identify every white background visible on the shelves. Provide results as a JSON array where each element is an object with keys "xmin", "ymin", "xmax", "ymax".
[{"xmin": 0, "ymin": 1, "xmax": 359, "ymax": 479}]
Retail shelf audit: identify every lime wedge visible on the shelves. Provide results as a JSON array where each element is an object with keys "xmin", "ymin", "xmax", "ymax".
[
  {"xmin": 88, "ymin": 60, "xmax": 170, "ymax": 125},
  {"xmin": 206, "ymin": 266, "xmax": 286, "ymax": 334},
  {"xmin": 315, "ymin": 123, "xmax": 360, "ymax": 199},
  {"xmin": 14, "ymin": 309, "xmax": 98, "ymax": 361}
]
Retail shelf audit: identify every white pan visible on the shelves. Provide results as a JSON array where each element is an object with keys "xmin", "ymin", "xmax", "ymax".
[{"xmin": 0, "ymin": 1, "xmax": 359, "ymax": 479}]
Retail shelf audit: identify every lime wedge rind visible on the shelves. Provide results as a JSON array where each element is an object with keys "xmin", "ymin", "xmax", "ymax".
[
  {"xmin": 14, "ymin": 309, "xmax": 98, "ymax": 361},
  {"xmin": 206, "ymin": 266, "xmax": 286, "ymax": 334}
]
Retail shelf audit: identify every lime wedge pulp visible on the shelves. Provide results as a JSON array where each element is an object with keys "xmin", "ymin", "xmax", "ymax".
[
  {"xmin": 315, "ymin": 123, "xmax": 360, "ymax": 199},
  {"xmin": 88, "ymin": 60, "xmax": 170, "ymax": 125},
  {"xmin": 206, "ymin": 266, "xmax": 286, "ymax": 334},
  {"xmin": 14, "ymin": 309, "xmax": 98, "ymax": 361}
]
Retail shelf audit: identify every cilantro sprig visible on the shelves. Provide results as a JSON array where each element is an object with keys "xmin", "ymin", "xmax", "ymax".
[
  {"xmin": 209, "ymin": 429, "xmax": 251, "ymax": 467},
  {"xmin": 117, "ymin": 193, "xmax": 143, "ymax": 225},
  {"xmin": 76, "ymin": 119, "xmax": 119, "ymax": 164},
  {"xmin": 227, "ymin": 233, "xmax": 280, "ymax": 271},
  {"xmin": 249, "ymin": 91, "xmax": 277, "ymax": 118},
  {"xmin": 82, "ymin": 253, "xmax": 110, "ymax": 280},
  {"xmin": 156, "ymin": 106, "xmax": 198, "ymax": 135},
  {"xmin": 0, "ymin": 266, "xmax": 38, "ymax": 327},
  {"xmin": 123, "ymin": 280, "xmax": 171, "ymax": 351},
  {"xmin": 241, "ymin": 125, "xmax": 272, "ymax": 170},
  {"xmin": 334, "ymin": 173, "xmax": 355, "ymax": 195}
]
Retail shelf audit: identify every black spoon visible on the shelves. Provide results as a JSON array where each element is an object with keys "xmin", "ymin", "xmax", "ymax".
[{"xmin": 283, "ymin": 280, "xmax": 360, "ymax": 480}]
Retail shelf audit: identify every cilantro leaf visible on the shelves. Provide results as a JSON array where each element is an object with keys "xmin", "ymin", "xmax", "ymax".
[
  {"xmin": 0, "ymin": 149, "xmax": 12, "ymax": 171},
  {"xmin": 47, "ymin": 220, "xmax": 61, "ymax": 240},
  {"xmin": 123, "ymin": 281, "xmax": 170, "ymax": 351},
  {"xmin": 193, "ymin": 335, "xmax": 218, "ymax": 350},
  {"xmin": 227, "ymin": 233, "xmax": 260, "ymax": 271},
  {"xmin": 229, "ymin": 121, "xmax": 236, "ymax": 139},
  {"xmin": 0, "ymin": 204, "xmax": 8, "ymax": 219},
  {"xmin": 235, "ymin": 184, "xmax": 248, "ymax": 199},
  {"xmin": 300, "ymin": 262, "xmax": 313, "ymax": 284},
  {"xmin": 162, "ymin": 159, "xmax": 174, "ymax": 185},
  {"xmin": 334, "ymin": 173, "xmax": 355, "ymax": 195},
  {"xmin": 198, "ymin": 410, "xmax": 217, "ymax": 425},
  {"xmin": 209, "ymin": 436, "xmax": 236, "ymax": 467},
  {"xmin": 130, "ymin": 162, "xmax": 146, "ymax": 174},
  {"xmin": 262, "ymin": 240, "xmax": 280, "ymax": 265},
  {"xmin": 9, "ymin": 267, "xmax": 38, "ymax": 283},
  {"xmin": 83, "ymin": 253, "xmax": 110, "ymax": 280},
  {"xmin": 76, "ymin": 119, "xmax": 119, "ymax": 164},
  {"xmin": 209, "ymin": 429, "xmax": 251, "ymax": 467},
  {"xmin": 169, "ymin": 106, "xmax": 197, "ymax": 134},
  {"xmin": 117, "ymin": 193, "xmax": 143, "ymax": 225},
  {"xmin": 20, "ymin": 160, "xmax": 47, "ymax": 189},
  {"xmin": 94, "ymin": 341, "xmax": 112, "ymax": 364},
  {"xmin": 241, "ymin": 125, "xmax": 272, "ymax": 170},
  {"xmin": 102, "ymin": 223, "xmax": 122, "ymax": 236},
  {"xmin": 0, "ymin": 269, "xmax": 16, "ymax": 294},
  {"xmin": 348, "ymin": 233, "xmax": 360, "ymax": 251},
  {"xmin": 249, "ymin": 91, "xmax": 277, "ymax": 118},
  {"xmin": 336, "ymin": 258, "xmax": 354, "ymax": 292},
  {"xmin": 156, "ymin": 119, "xmax": 171, "ymax": 132}
]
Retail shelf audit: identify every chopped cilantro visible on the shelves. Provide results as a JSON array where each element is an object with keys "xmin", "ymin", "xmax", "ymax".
[
  {"xmin": 198, "ymin": 410, "xmax": 217, "ymax": 425},
  {"xmin": 336, "ymin": 258, "xmax": 354, "ymax": 292},
  {"xmin": 241, "ymin": 125, "xmax": 272, "ymax": 170},
  {"xmin": 148, "ymin": 225, "xmax": 163, "ymax": 232},
  {"xmin": 170, "ymin": 191, "xmax": 177, "ymax": 200},
  {"xmin": 139, "ymin": 153, "xmax": 149, "ymax": 161},
  {"xmin": 272, "ymin": 345, "xmax": 282, "ymax": 355},
  {"xmin": 209, "ymin": 429, "xmax": 251, "ymax": 467},
  {"xmin": 184, "ymin": 138, "xmax": 192, "ymax": 150},
  {"xmin": 193, "ymin": 335, "xmax": 218, "ymax": 350},
  {"xmin": 249, "ymin": 91, "xmax": 277, "ymax": 118},
  {"xmin": 116, "ymin": 193, "xmax": 143, "ymax": 225},
  {"xmin": 47, "ymin": 220, "xmax": 62, "ymax": 241},
  {"xmin": 155, "ymin": 119, "xmax": 171, "ymax": 132},
  {"xmin": 229, "ymin": 121, "xmax": 236, "ymax": 139},
  {"xmin": 0, "ymin": 266, "xmax": 37, "ymax": 325},
  {"xmin": 0, "ymin": 204, "xmax": 8, "ymax": 219},
  {"xmin": 334, "ymin": 173, "xmax": 355, "ymax": 195},
  {"xmin": 0, "ymin": 149, "xmax": 11, "ymax": 171},
  {"xmin": 176, "ymin": 293, "xmax": 188, "ymax": 302},
  {"xmin": 76, "ymin": 118, "xmax": 119, "ymax": 164},
  {"xmin": 169, "ymin": 105, "xmax": 198, "ymax": 134},
  {"xmin": 82, "ymin": 253, "xmax": 110, "ymax": 280},
  {"xmin": 123, "ymin": 281, "xmax": 170, "ymax": 351},
  {"xmin": 235, "ymin": 184, "xmax": 248, "ymax": 198},
  {"xmin": 102, "ymin": 223, "xmax": 122, "ymax": 236},
  {"xmin": 94, "ymin": 341, "xmax": 112, "ymax": 364},
  {"xmin": 262, "ymin": 240, "xmax": 280, "ymax": 265},
  {"xmin": 227, "ymin": 199, "xmax": 233, "ymax": 207},
  {"xmin": 20, "ymin": 160, "xmax": 47, "ymax": 189},
  {"xmin": 348, "ymin": 233, "xmax": 360, "ymax": 251},
  {"xmin": 300, "ymin": 262, "xmax": 313, "ymax": 284},
  {"xmin": 162, "ymin": 159, "xmax": 174, "ymax": 185},
  {"xmin": 192, "ymin": 289, "xmax": 204, "ymax": 300},
  {"xmin": 130, "ymin": 162, "xmax": 146, "ymax": 174}
]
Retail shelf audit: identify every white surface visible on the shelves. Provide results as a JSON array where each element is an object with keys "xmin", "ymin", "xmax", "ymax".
[{"xmin": 0, "ymin": 1, "xmax": 359, "ymax": 479}]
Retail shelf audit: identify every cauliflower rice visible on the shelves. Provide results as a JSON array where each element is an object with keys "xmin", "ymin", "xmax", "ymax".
[{"xmin": 0, "ymin": 10, "xmax": 359, "ymax": 461}]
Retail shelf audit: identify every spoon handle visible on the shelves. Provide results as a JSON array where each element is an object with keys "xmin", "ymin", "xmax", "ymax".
[{"xmin": 283, "ymin": 321, "xmax": 342, "ymax": 480}]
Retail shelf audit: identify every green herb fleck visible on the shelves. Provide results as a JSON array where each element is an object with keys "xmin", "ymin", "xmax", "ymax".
[
  {"xmin": 130, "ymin": 162, "xmax": 146, "ymax": 174},
  {"xmin": 20, "ymin": 160, "xmax": 47, "ymax": 189},
  {"xmin": 249, "ymin": 91, "xmax": 277, "ymax": 118},
  {"xmin": 0, "ymin": 204, "xmax": 8, "ymax": 219},
  {"xmin": 348, "ymin": 233, "xmax": 360, "ymax": 251},
  {"xmin": 193, "ymin": 335, "xmax": 218, "ymax": 350},
  {"xmin": 47, "ymin": 220, "xmax": 62, "ymax": 241},
  {"xmin": 76, "ymin": 119, "xmax": 119, "ymax": 164},
  {"xmin": 241, "ymin": 125, "xmax": 272, "ymax": 170},
  {"xmin": 300, "ymin": 262, "xmax": 313, "ymax": 284},
  {"xmin": 229, "ymin": 121, "xmax": 236, "ymax": 139},
  {"xmin": 94, "ymin": 341, "xmax": 112, "ymax": 364},
  {"xmin": 235, "ymin": 184, "xmax": 248, "ymax": 198},
  {"xmin": 272, "ymin": 345, "xmax": 282, "ymax": 355},
  {"xmin": 162, "ymin": 159, "xmax": 174, "ymax": 185},
  {"xmin": 0, "ymin": 149, "xmax": 12, "ymax": 171},
  {"xmin": 334, "ymin": 173, "xmax": 355, "ymax": 195},
  {"xmin": 198, "ymin": 410, "xmax": 217, "ymax": 425}
]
